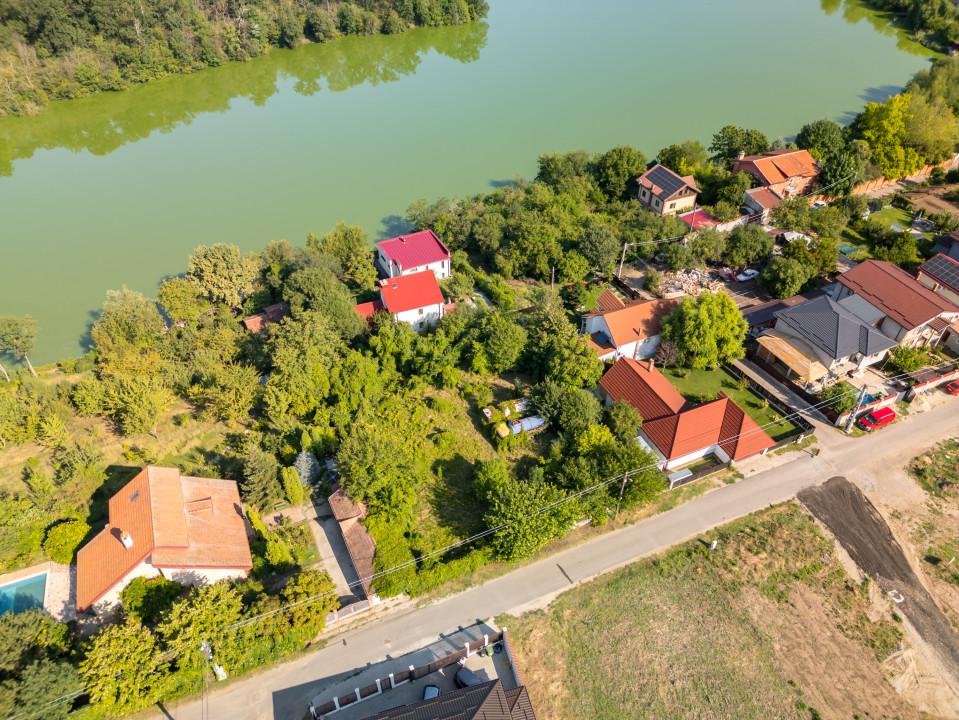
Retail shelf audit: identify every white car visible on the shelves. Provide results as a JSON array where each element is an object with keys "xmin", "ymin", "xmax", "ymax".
[
  {"xmin": 811, "ymin": 201, "xmax": 827, "ymax": 210},
  {"xmin": 736, "ymin": 269, "xmax": 759, "ymax": 282}
]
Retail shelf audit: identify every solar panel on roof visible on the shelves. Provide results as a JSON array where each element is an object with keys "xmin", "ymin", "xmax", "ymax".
[
  {"xmin": 923, "ymin": 254, "xmax": 959, "ymax": 291},
  {"xmin": 647, "ymin": 166, "xmax": 687, "ymax": 199}
]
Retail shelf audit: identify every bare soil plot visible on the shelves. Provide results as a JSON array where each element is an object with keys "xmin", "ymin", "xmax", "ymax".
[
  {"xmin": 905, "ymin": 184, "xmax": 959, "ymax": 217},
  {"xmin": 505, "ymin": 503, "xmax": 931, "ymax": 720},
  {"xmin": 799, "ymin": 477, "xmax": 959, "ymax": 697}
]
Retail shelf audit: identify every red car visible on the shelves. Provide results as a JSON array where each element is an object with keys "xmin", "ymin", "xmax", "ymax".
[
  {"xmin": 858, "ymin": 406, "xmax": 896, "ymax": 432},
  {"xmin": 945, "ymin": 381, "xmax": 959, "ymax": 396}
]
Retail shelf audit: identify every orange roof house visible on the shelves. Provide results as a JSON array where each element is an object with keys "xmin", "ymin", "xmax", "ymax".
[
  {"xmin": 582, "ymin": 298, "xmax": 678, "ymax": 361},
  {"xmin": 76, "ymin": 467, "xmax": 252, "ymax": 613},
  {"xmin": 733, "ymin": 149, "xmax": 820, "ymax": 199},
  {"xmin": 241, "ymin": 302, "xmax": 289, "ymax": 333},
  {"xmin": 598, "ymin": 358, "xmax": 775, "ymax": 470}
]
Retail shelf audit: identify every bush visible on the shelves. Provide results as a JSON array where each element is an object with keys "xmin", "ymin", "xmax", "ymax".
[
  {"xmin": 890, "ymin": 345, "xmax": 927, "ymax": 373},
  {"xmin": 42, "ymin": 520, "xmax": 91, "ymax": 564},
  {"xmin": 816, "ymin": 381, "xmax": 859, "ymax": 415},
  {"xmin": 281, "ymin": 466, "xmax": 305, "ymax": 506},
  {"xmin": 120, "ymin": 576, "xmax": 183, "ymax": 622},
  {"xmin": 645, "ymin": 268, "xmax": 663, "ymax": 295}
]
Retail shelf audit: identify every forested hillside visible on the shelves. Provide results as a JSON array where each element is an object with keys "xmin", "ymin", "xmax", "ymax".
[{"xmin": 0, "ymin": 0, "xmax": 488, "ymax": 116}]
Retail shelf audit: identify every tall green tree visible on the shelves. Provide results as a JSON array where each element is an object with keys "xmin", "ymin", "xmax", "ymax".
[
  {"xmin": 578, "ymin": 225, "xmax": 621, "ymax": 274},
  {"xmin": 661, "ymin": 291, "xmax": 747, "ymax": 369},
  {"xmin": 157, "ymin": 277, "xmax": 212, "ymax": 325},
  {"xmin": 904, "ymin": 93, "xmax": 959, "ymax": 163},
  {"xmin": 283, "ymin": 569, "xmax": 340, "ymax": 634},
  {"xmin": 157, "ymin": 583, "xmax": 243, "ymax": 671},
  {"xmin": 242, "ymin": 445, "xmax": 283, "ymax": 510},
  {"xmin": 90, "ymin": 287, "xmax": 166, "ymax": 378},
  {"xmin": 80, "ymin": 620, "xmax": 170, "ymax": 716},
  {"xmin": 591, "ymin": 145, "xmax": 648, "ymax": 200},
  {"xmin": 0, "ymin": 315, "xmax": 39, "ymax": 377},
  {"xmin": 524, "ymin": 290, "xmax": 601, "ymax": 390},
  {"xmin": 188, "ymin": 244, "xmax": 261, "ymax": 309},
  {"xmin": 795, "ymin": 118, "xmax": 845, "ymax": 160},
  {"xmin": 657, "ymin": 140, "xmax": 708, "ymax": 175},
  {"xmin": 857, "ymin": 94, "xmax": 925, "ymax": 178},
  {"xmin": 689, "ymin": 227, "xmax": 727, "ymax": 264},
  {"xmin": 709, "ymin": 125, "xmax": 769, "ymax": 163},
  {"xmin": 306, "ymin": 223, "xmax": 378, "ymax": 290},
  {"xmin": 723, "ymin": 224, "xmax": 774, "ymax": 267},
  {"xmin": 103, "ymin": 375, "xmax": 174, "ymax": 437},
  {"xmin": 759, "ymin": 257, "xmax": 817, "ymax": 299},
  {"xmin": 484, "ymin": 469, "xmax": 577, "ymax": 562}
]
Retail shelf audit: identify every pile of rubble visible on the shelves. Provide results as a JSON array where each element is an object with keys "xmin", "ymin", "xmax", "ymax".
[{"xmin": 659, "ymin": 270, "xmax": 724, "ymax": 299}]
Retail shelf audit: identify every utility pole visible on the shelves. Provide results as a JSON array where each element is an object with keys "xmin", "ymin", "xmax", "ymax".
[
  {"xmin": 551, "ymin": 266, "xmax": 555, "ymax": 289},
  {"xmin": 844, "ymin": 385, "xmax": 869, "ymax": 433},
  {"xmin": 615, "ymin": 473, "xmax": 630, "ymax": 517}
]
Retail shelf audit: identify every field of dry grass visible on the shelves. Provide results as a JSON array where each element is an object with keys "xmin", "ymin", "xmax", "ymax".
[{"xmin": 505, "ymin": 503, "xmax": 930, "ymax": 720}]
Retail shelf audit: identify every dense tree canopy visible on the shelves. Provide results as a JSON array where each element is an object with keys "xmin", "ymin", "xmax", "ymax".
[{"xmin": 661, "ymin": 291, "xmax": 747, "ymax": 369}]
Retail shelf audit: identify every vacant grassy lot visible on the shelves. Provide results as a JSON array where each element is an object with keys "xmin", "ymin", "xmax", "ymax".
[
  {"xmin": 664, "ymin": 367, "xmax": 801, "ymax": 441},
  {"xmin": 909, "ymin": 439, "xmax": 959, "ymax": 591},
  {"xmin": 506, "ymin": 503, "xmax": 915, "ymax": 720}
]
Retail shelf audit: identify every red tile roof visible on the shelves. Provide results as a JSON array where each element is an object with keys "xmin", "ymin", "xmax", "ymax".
[
  {"xmin": 76, "ymin": 467, "xmax": 251, "ymax": 611},
  {"xmin": 733, "ymin": 149, "xmax": 819, "ymax": 187},
  {"xmin": 590, "ymin": 298, "xmax": 678, "ymax": 348},
  {"xmin": 836, "ymin": 260, "xmax": 959, "ymax": 330},
  {"xmin": 328, "ymin": 485, "xmax": 376, "ymax": 597},
  {"xmin": 354, "ymin": 299, "xmax": 385, "ymax": 320},
  {"xmin": 379, "ymin": 271, "xmax": 445, "ymax": 315},
  {"xmin": 598, "ymin": 358, "xmax": 687, "ymax": 422},
  {"xmin": 745, "ymin": 186, "xmax": 782, "ymax": 210},
  {"xmin": 642, "ymin": 393, "xmax": 775, "ymax": 462},
  {"xmin": 586, "ymin": 289, "xmax": 626, "ymax": 315},
  {"xmin": 241, "ymin": 302, "xmax": 289, "ymax": 333},
  {"xmin": 377, "ymin": 230, "xmax": 451, "ymax": 272}
]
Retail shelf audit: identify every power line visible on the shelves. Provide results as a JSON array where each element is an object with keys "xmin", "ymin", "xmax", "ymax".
[{"xmin": 9, "ymin": 353, "xmax": 952, "ymax": 719}]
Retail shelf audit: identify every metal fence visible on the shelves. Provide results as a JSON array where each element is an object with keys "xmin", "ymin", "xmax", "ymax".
[
  {"xmin": 311, "ymin": 632, "xmax": 506, "ymax": 717},
  {"xmin": 741, "ymin": 351, "xmax": 839, "ymax": 423}
]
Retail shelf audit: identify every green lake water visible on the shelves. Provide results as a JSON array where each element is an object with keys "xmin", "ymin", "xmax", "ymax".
[{"xmin": 0, "ymin": 0, "xmax": 934, "ymax": 364}]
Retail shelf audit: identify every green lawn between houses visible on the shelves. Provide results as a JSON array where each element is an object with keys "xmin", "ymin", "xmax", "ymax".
[
  {"xmin": 664, "ymin": 367, "xmax": 801, "ymax": 443},
  {"xmin": 840, "ymin": 205, "xmax": 928, "ymax": 257}
]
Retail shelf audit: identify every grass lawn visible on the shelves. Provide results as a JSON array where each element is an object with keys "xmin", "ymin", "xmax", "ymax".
[
  {"xmin": 504, "ymin": 503, "xmax": 906, "ymax": 720},
  {"xmin": 840, "ymin": 206, "xmax": 928, "ymax": 258},
  {"xmin": 664, "ymin": 367, "xmax": 801, "ymax": 442}
]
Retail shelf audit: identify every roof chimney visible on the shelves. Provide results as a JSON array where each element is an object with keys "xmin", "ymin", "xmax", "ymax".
[
  {"xmin": 120, "ymin": 532, "xmax": 133, "ymax": 551},
  {"xmin": 737, "ymin": 151, "xmax": 745, "ymax": 160}
]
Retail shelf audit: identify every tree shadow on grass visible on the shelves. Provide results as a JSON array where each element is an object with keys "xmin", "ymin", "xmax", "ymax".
[
  {"xmin": 84, "ymin": 464, "xmax": 141, "ymax": 528},
  {"xmin": 429, "ymin": 454, "xmax": 487, "ymax": 540}
]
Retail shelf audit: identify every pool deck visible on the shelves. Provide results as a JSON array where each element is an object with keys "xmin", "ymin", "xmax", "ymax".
[{"xmin": 0, "ymin": 561, "xmax": 76, "ymax": 622}]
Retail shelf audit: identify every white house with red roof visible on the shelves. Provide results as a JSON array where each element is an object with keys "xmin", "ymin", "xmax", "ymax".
[
  {"xmin": 376, "ymin": 229, "xmax": 452, "ymax": 280},
  {"xmin": 355, "ymin": 270, "xmax": 446, "ymax": 332}
]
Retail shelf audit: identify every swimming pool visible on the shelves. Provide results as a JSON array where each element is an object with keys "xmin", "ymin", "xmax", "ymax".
[{"xmin": 0, "ymin": 572, "xmax": 47, "ymax": 615}]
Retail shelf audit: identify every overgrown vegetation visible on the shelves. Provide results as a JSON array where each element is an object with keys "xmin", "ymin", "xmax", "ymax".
[{"xmin": 0, "ymin": 0, "xmax": 489, "ymax": 116}]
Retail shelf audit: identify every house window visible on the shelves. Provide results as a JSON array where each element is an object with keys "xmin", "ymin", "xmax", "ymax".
[
  {"xmin": 669, "ymin": 202, "xmax": 675, "ymax": 210},
  {"xmin": 641, "ymin": 189, "xmax": 648, "ymax": 199},
  {"xmin": 654, "ymin": 198, "xmax": 661, "ymax": 207},
  {"xmin": 418, "ymin": 308, "xmax": 424, "ymax": 316}
]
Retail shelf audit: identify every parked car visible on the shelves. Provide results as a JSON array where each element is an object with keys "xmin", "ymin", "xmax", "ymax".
[
  {"xmin": 423, "ymin": 685, "xmax": 440, "ymax": 700},
  {"xmin": 945, "ymin": 381, "xmax": 959, "ymax": 396},
  {"xmin": 454, "ymin": 666, "xmax": 482, "ymax": 689},
  {"xmin": 736, "ymin": 269, "xmax": 760, "ymax": 282},
  {"xmin": 811, "ymin": 200, "xmax": 827, "ymax": 210},
  {"xmin": 858, "ymin": 406, "xmax": 896, "ymax": 431}
]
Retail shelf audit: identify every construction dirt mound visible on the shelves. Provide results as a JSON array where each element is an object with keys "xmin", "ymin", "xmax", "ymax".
[{"xmin": 799, "ymin": 477, "xmax": 959, "ymax": 695}]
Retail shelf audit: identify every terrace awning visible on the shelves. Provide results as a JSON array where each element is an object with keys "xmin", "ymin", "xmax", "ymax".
[{"xmin": 757, "ymin": 331, "xmax": 829, "ymax": 383}]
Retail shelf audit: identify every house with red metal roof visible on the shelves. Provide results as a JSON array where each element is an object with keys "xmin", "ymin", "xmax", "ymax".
[
  {"xmin": 581, "ymin": 297, "xmax": 678, "ymax": 361},
  {"xmin": 636, "ymin": 164, "xmax": 699, "ymax": 216},
  {"xmin": 830, "ymin": 260, "xmax": 959, "ymax": 349},
  {"xmin": 354, "ymin": 270, "xmax": 446, "ymax": 332},
  {"xmin": 76, "ymin": 466, "xmax": 252, "ymax": 613},
  {"xmin": 733, "ymin": 149, "xmax": 820, "ymax": 199},
  {"xmin": 376, "ymin": 229, "xmax": 452, "ymax": 280},
  {"xmin": 598, "ymin": 358, "xmax": 775, "ymax": 470}
]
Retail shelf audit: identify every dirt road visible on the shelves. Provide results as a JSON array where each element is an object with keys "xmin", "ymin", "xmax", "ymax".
[{"xmin": 799, "ymin": 477, "xmax": 959, "ymax": 696}]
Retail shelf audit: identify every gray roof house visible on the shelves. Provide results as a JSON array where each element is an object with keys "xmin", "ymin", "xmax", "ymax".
[{"xmin": 755, "ymin": 295, "xmax": 896, "ymax": 388}]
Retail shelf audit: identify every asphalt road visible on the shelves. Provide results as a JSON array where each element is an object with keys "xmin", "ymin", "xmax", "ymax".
[{"xmin": 162, "ymin": 398, "xmax": 959, "ymax": 720}]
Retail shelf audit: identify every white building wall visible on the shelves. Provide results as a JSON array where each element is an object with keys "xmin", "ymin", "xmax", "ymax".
[
  {"xmin": 394, "ymin": 303, "xmax": 445, "ymax": 332},
  {"xmin": 918, "ymin": 275, "xmax": 959, "ymax": 307},
  {"xmin": 378, "ymin": 255, "xmax": 451, "ymax": 280},
  {"xmin": 159, "ymin": 567, "xmax": 248, "ymax": 587},
  {"xmin": 662, "ymin": 444, "xmax": 718, "ymax": 471}
]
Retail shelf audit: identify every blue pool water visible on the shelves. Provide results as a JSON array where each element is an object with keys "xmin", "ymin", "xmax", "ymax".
[{"xmin": 0, "ymin": 573, "xmax": 47, "ymax": 615}]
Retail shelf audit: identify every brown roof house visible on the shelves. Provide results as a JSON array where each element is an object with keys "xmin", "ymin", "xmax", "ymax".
[
  {"xmin": 636, "ymin": 164, "xmax": 699, "ymax": 216},
  {"xmin": 598, "ymin": 358, "xmax": 775, "ymax": 470},
  {"xmin": 328, "ymin": 484, "xmax": 377, "ymax": 600},
  {"xmin": 733, "ymin": 149, "xmax": 820, "ymax": 199},
  {"xmin": 359, "ymin": 679, "xmax": 536, "ymax": 720},
  {"xmin": 76, "ymin": 466, "xmax": 253, "ymax": 613},
  {"xmin": 241, "ymin": 302, "xmax": 290, "ymax": 334},
  {"xmin": 581, "ymin": 297, "xmax": 678, "ymax": 362},
  {"xmin": 830, "ymin": 260, "xmax": 959, "ymax": 349}
]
